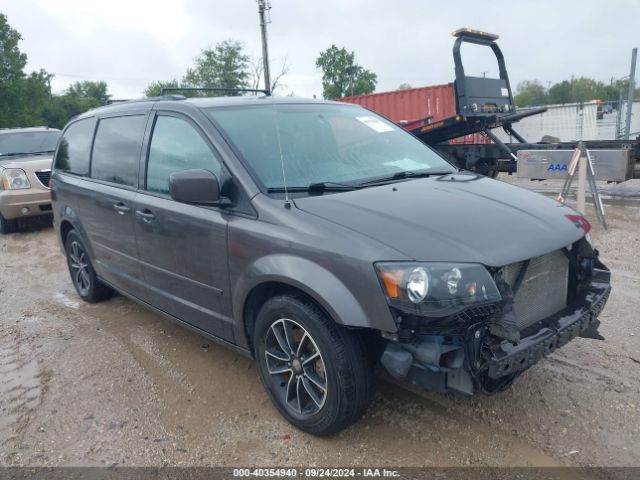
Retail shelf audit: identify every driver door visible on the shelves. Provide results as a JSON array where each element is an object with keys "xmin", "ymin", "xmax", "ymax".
[{"xmin": 133, "ymin": 112, "xmax": 233, "ymax": 341}]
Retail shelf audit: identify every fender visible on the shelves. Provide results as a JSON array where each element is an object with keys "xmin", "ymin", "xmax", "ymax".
[
  {"xmin": 56, "ymin": 204, "xmax": 93, "ymax": 255},
  {"xmin": 232, "ymin": 254, "xmax": 397, "ymax": 350}
]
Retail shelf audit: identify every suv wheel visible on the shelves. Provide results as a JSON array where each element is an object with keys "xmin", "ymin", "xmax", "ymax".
[
  {"xmin": 64, "ymin": 230, "xmax": 113, "ymax": 302},
  {"xmin": 0, "ymin": 214, "xmax": 18, "ymax": 234},
  {"xmin": 254, "ymin": 295, "xmax": 374, "ymax": 436}
]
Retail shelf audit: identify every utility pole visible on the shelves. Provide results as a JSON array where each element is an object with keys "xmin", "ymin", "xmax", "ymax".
[
  {"xmin": 257, "ymin": 0, "xmax": 271, "ymax": 94},
  {"xmin": 616, "ymin": 86, "xmax": 624, "ymax": 138},
  {"xmin": 624, "ymin": 47, "xmax": 637, "ymax": 140}
]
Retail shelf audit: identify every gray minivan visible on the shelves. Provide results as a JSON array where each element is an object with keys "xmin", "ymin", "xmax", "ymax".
[{"xmin": 51, "ymin": 95, "xmax": 611, "ymax": 435}]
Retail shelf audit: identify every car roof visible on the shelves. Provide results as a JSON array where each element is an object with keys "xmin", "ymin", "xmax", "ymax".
[
  {"xmin": 0, "ymin": 127, "xmax": 61, "ymax": 134},
  {"xmin": 71, "ymin": 95, "xmax": 353, "ymax": 121}
]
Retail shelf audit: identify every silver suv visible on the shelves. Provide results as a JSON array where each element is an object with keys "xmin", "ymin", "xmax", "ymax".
[{"xmin": 0, "ymin": 127, "xmax": 60, "ymax": 233}]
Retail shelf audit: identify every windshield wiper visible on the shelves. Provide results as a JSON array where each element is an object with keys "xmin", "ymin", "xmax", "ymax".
[
  {"xmin": 357, "ymin": 169, "xmax": 454, "ymax": 186},
  {"xmin": 267, "ymin": 181, "xmax": 359, "ymax": 194},
  {"xmin": 0, "ymin": 150, "xmax": 55, "ymax": 157}
]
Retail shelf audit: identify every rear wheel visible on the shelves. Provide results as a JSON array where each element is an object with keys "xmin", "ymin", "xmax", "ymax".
[
  {"xmin": 0, "ymin": 213, "xmax": 18, "ymax": 234},
  {"xmin": 64, "ymin": 230, "xmax": 113, "ymax": 302},
  {"xmin": 254, "ymin": 294, "xmax": 374, "ymax": 436}
]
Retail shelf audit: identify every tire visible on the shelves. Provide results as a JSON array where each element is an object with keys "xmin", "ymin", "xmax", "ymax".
[
  {"xmin": 64, "ymin": 230, "xmax": 113, "ymax": 303},
  {"xmin": 0, "ymin": 213, "xmax": 18, "ymax": 234},
  {"xmin": 254, "ymin": 294, "xmax": 374, "ymax": 436}
]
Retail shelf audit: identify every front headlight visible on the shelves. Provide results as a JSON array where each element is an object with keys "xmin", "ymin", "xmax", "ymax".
[
  {"xmin": 375, "ymin": 262, "xmax": 501, "ymax": 317},
  {"xmin": 1, "ymin": 169, "xmax": 31, "ymax": 190}
]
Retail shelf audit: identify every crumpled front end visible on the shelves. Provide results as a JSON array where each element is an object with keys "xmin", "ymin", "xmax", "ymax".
[{"xmin": 380, "ymin": 236, "xmax": 611, "ymax": 395}]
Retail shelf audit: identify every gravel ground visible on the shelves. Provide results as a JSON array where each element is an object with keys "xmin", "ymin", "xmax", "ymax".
[{"xmin": 1, "ymin": 194, "xmax": 639, "ymax": 467}]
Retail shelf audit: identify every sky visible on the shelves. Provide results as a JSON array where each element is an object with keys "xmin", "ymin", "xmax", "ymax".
[{"xmin": 1, "ymin": 0, "xmax": 638, "ymax": 99}]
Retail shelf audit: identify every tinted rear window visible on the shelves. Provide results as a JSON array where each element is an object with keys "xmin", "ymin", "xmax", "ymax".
[
  {"xmin": 91, "ymin": 115, "xmax": 146, "ymax": 187},
  {"xmin": 54, "ymin": 119, "xmax": 96, "ymax": 175}
]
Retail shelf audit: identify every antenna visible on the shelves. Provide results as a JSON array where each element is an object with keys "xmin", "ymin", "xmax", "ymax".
[
  {"xmin": 270, "ymin": 104, "xmax": 290, "ymax": 207},
  {"xmin": 257, "ymin": 0, "xmax": 272, "ymax": 95}
]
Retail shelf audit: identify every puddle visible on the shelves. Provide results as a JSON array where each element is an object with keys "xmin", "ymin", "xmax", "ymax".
[
  {"xmin": 52, "ymin": 292, "xmax": 79, "ymax": 310},
  {"xmin": 0, "ymin": 339, "xmax": 42, "ymax": 433}
]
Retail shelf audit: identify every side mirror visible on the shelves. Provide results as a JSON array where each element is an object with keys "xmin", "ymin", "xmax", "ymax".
[{"xmin": 169, "ymin": 169, "xmax": 229, "ymax": 206}]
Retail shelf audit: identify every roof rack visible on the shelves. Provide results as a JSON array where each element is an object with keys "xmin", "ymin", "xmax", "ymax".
[
  {"xmin": 106, "ymin": 95, "xmax": 187, "ymax": 105},
  {"xmin": 159, "ymin": 87, "xmax": 270, "ymax": 96}
]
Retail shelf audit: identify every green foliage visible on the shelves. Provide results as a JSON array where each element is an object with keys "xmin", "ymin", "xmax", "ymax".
[
  {"xmin": 182, "ymin": 39, "xmax": 250, "ymax": 95},
  {"xmin": 397, "ymin": 83, "xmax": 412, "ymax": 90},
  {"xmin": 68, "ymin": 80, "xmax": 110, "ymax": 105},
  {"xmin": 515, "ymin": 77, "xmax": 640, "ymax": 107},
  {"xmin": 144, "ymin": 79, "xmax": 181, "ymax": 97},
  {"xmin": 0, "ymin": 69, "xmax": 50, "ymax": 127},
  {"xmin": 0, "ymin": 13, "xmax": 49, "ymax": 127},
  {"xmin": 145, "ymin": 40, "xmax": 252, "ymax": 97},
  {"xmin": 315, "ymin": 45, "xmax": 377, "ymax": 99},
  {"xmin": 0, "ymin": 13, "xmax": 27, "ymax": 81},
  {"xmin": 0, "ymin": 14, "xmax": 111, "ymax": 129},
  {"xmin": 514, "ymin": 80, "xmax": 547, "ymax": 107}
]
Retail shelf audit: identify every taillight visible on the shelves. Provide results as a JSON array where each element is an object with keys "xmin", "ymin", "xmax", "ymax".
[{"xmin": 565, "ymin": 214, "xmax": 591, "ymax": 235}]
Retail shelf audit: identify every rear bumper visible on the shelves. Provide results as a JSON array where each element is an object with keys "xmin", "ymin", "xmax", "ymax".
[
  {"xmin": 0, "ymin": 189, "xmax": 51, "ymax": 219},
  {"xmin": 487, "ymin": 270, "xmax": 611, "ymax": 379}
]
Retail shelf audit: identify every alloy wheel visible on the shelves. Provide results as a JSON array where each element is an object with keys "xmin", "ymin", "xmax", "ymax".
[
  {"xmin": 68, "ymin": 240, "xmax": 91, "ymax": 296},
  {"xmin": 264, "ymin": 318, "xmax": 327, "ymax": 416}
]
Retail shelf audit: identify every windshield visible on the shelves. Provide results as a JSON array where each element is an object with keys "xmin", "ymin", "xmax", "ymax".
[
  {"xmin": 0, "ymin": 131, "xmax": 61, "ymax": 156},
  {"xmin": 207, "ymin": 104, "xmax": 453, "ymax": 189}
]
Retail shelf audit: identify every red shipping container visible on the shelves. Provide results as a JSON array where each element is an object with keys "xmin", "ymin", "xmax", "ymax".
[{"xmin": 340, "ymin": 84, "xmax": 489, "ymax": 145}]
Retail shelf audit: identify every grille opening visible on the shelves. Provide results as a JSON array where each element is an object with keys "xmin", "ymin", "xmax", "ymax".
[
  {"xmin": 35, "ymin": 170, "xmax": 51, "ymax": 188},
  {"xmin": 502, "ymin": 250, "xmax": 569, "ymax": 330}
]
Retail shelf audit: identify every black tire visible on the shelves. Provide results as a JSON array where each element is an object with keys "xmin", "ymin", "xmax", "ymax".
[
  {"xmin": 64, "ymin": 230, "xmax": 113, "ymax": 303},
  {"xmin": 254, "ymin": 294, "xmax": 374, "ymax": 436},
  {"xmin": 0, "ymin": 213, "xmax": 18, "ymax": 234}
]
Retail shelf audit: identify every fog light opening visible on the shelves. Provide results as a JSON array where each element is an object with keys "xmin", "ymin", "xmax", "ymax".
[{"xmin": 21, "ymin": 207, "xmax": 30, "ymax": 215}]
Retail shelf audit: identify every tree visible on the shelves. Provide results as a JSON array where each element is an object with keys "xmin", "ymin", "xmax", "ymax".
[
  {"xmin": 40, "ymin": 81, "xmax": 112, "ymax": 129},
  {"xmin": 67, "ymin": 80, "xmax": 110, "ymax": 105},
  {"xmin": 0, "ymin": 14, "xmax": 51, "ymax": 127},
  {"xmin": 143, "ymin": 79, "xmax": 182, "ymax": 97},
  {"xmin": 0, "ymin": 14, "xmax": 112, "ymax": 129},
  {"xmin": 514, "ymin": 80, "xmax": 547, "ymax": 107},
  {"xmin": 397, "ymin": 83, "xmax": 412, "ymax": 90},
  {"xmin": 315, "ymin": 45, "xmax": 377, "ymax": 99},
  {"xmin": 249, "ymin": 55, "xmax": 291, "ymax": 93},
  {"xmin": 0, "ymin": 13, "xmax": 27, "ymax": 82},
  {"xmin": 183, "ymin": 39, "xmax": 250, "ymax": 95}
]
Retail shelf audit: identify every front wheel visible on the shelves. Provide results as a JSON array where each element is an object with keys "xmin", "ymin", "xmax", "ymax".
[
  {"xmin": 254, "ymin": 295, "xmax": 374, "ymax": 436},
  {"xmin": 0, "ymin": 213, "xmax": 18, "ymax": 234}
]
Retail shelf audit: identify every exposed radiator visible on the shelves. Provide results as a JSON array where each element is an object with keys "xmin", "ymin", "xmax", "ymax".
[{"xmin": 503, "ymin": 249, "xmax": 569, "ymax": 330}]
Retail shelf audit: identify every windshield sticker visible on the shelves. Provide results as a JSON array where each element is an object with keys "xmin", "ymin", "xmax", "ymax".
[{"xmin": 356, "ymin": 116, "xmax": 394, "ymax": 133}]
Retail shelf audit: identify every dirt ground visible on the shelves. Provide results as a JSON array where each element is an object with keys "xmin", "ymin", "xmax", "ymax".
[{"xmin": 1, "ymin": 184, "xmax": 639, "ymax": 467}]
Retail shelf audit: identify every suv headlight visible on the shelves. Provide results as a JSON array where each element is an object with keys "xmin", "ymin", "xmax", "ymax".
[
  {"xmin": 375, "ymin": 262, "xmax": 501, "ymax": 317},
  {"xmin": 1, "ymin": 169, "xmax": 31, "ymax": 190}
]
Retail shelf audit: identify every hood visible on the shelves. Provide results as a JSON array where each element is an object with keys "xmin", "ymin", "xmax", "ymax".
[
  {"xmin": 294, "ymin": 173, "xmax": 585, "ymax": 267},
  {"xmin": 0, "ymin": 154, "xmax": 53, "ymax": 169}
]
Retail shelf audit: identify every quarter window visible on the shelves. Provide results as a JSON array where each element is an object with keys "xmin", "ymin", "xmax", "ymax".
[
  {"xmin": 146, "ymin": 115, "xmax": 221, "ymax": 195},
  {"xmin": 54, "ymin": 118, "xmax": 95, "ymax": 175},
  {"xmin": 91, "ymin": 115, "xmax": 146, "ymax": 187}
]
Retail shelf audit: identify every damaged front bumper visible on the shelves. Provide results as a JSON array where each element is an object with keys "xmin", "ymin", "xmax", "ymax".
[
  {"xmin": 486, "ymin": 269, "xmax": 610, "ymax": 379},
  {"xmin": 380, "ymin": 268, "xmax": 611, "ymax": 395}
]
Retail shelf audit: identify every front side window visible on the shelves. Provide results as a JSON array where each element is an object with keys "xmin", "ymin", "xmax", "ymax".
[
  {"xmin": 91, "ymin": 115, "xmax": 146, "ymax": 187},
  {"xmin": 207, "ymin": 104, "xmax": 454, "ymax": 190},
  {"xmin": 146, "ymin": 115, "xmax": 221, "ymax": 195},
  {"xmin": 54, "ymin": 119, "xmax": 95, "ymax": 175}
]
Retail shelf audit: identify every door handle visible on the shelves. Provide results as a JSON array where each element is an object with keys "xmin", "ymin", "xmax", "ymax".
[
  {"xmin": 113, "ymin": 202, "xmax": 131, "ymax": 214},
  {"xmin": 135, "ymin": 209, "xmax": 156, "ymax": 222}
]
